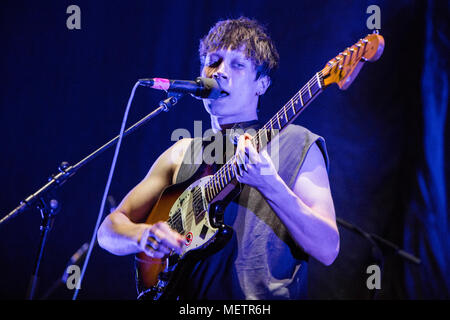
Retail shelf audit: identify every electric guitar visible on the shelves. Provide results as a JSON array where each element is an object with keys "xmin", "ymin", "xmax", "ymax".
[{"xmin": 135, "ymin": 32, "xmax": 385, "ymax": 300}]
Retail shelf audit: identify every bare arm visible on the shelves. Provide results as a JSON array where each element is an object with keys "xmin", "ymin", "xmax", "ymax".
[
  {"xmin": 236, "ymin": 134, "xmax": 340, "ymax": 266},
  {"xmin": 97, "ymin": 138, "xmax": 192, "ymax": 257}
]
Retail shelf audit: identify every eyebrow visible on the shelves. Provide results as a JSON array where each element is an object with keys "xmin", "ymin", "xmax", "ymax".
[{"xmin": 207, "ymin": 52, "xmax": 250, "ymax": 63}]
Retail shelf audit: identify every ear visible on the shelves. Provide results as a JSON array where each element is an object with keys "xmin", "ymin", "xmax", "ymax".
[{"xmin": 256, "ymin": 75, "xmax": 271, "ymax": 96}]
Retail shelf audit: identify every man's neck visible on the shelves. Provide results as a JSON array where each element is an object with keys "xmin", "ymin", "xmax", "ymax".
[{"xmin": 210, "ymin": 115, "xmax": 259, "ymax": 132}]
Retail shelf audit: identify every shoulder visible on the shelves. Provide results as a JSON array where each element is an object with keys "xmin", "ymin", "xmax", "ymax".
[
  {"xmin": 281, "ymin": 124, "xmax": 320, "ymax": 141},
  {"xmin": 166, "ymin": 137, "xmax": 193, "ymax": 166},
  {"xmin": 281, "ymin": 124, "xmax": 330, "ymax": 171},
  {"xmin": 145, "ymin": 138, "xmax": 193, "ymax": 183},
  {"xmin": 156, "ymin": 137, "xmax": 193, "ymax": 166},
  {"xmin": 168, "ymin": 138, "xmax": 194, "ymax": 184},
  {"xmin": 168, "ymin": 137, "xmax": 194, "ymax": 156}
]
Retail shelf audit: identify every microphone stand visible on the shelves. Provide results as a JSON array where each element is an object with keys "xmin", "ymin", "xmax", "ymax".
[
  {"xmin": 336, "ymin": 217, "xmax": 421, "ymax": 299},
  {"xmin": 0, "ymin": 91, "xmax": 184, "ymax": 300}
]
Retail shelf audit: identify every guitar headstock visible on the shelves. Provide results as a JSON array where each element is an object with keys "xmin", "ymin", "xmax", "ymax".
[{"xmin": 321, "ymin": 33, "xmax": 385, "ymax": 90}]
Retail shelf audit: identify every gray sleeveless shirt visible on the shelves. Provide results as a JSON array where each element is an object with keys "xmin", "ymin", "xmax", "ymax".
[{"xmin": 175, "ymin": 123, "xmax": 329, "ymax": 300}]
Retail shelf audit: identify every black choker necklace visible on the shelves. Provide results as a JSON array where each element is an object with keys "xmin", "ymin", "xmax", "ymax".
[
  {"xmin": 219, "ymin": 120, "xmax": 260, "ymax": 132},
  {"xmin": 219, "ymin": 120, "xmax": 261, "ymax": 146}
]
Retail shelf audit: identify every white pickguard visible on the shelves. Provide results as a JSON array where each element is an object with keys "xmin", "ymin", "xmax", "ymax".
[{"xmin": 168, "ymin": 175, "xmax": 219, "ymax": 258}]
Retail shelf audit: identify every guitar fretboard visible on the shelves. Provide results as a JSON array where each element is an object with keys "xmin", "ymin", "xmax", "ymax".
[{"xmin": 204, "ymin": 72, "xmax": 325, "ymax": 204}]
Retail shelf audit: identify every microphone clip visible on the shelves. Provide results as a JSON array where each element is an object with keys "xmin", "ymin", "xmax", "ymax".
[{"xmin": 159, "ymin": 92, "xmax": 184, "ymax": 112}]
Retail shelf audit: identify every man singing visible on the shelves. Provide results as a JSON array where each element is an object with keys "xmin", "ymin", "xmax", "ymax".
[{"xmin": 97, "ymin": 17, "xmax": 339, "ymax": 300}]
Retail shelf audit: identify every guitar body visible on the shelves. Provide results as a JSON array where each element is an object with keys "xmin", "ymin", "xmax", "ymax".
[{"xmin": 135, "ymin": 165, "xmax": 238, "ymax": 300}]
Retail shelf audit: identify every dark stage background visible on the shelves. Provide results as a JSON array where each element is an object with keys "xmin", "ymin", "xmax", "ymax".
[{"xmin": 0, "ymin": 0, "xmax": 448, "ymax": 300}]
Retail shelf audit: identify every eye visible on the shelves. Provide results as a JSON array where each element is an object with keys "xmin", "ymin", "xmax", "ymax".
[
  {"xmin": 208, "ymin": 60, "xmax": 221, "ymax": 68},
  {"xmin": 206, "ymin": 56, "xmax": 221, "ymax": 68},
  {"xmin": 233, "ymin": 62, "xmax": 245, "ymax": 68}
]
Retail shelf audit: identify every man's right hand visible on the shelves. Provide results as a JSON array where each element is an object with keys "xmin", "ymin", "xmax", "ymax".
[{"xmin": 138, "ymin": 222, "xmax": 185, "ymax": 258}]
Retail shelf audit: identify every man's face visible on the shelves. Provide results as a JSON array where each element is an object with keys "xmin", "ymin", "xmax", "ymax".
[{"xmin": 201, "ymin": 47, "xmax": 265, "ymax": 124}]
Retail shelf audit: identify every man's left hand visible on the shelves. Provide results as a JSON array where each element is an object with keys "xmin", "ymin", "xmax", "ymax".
[{"xmin": 234, "ymin": 133, "xmax": 278, "ymax": 190}]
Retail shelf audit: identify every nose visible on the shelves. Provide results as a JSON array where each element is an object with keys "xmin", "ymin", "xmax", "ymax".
[
  {"xmin": 212, "ymin": 62, "xmax": 228, "ymax": 80},
  {"xmin": 213, "ymin": 72, "xmax": 227, "ymax": 79}
]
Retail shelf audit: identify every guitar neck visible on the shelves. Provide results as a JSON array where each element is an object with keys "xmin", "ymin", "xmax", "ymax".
[{"xmin": 204, "ymin": 71, "xmax": 325, "ymax": 204}]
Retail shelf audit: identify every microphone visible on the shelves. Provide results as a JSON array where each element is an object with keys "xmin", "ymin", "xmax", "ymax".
[{"xmin": 138, "ymin": 77, "xmax": 227, "ymax": 99}]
